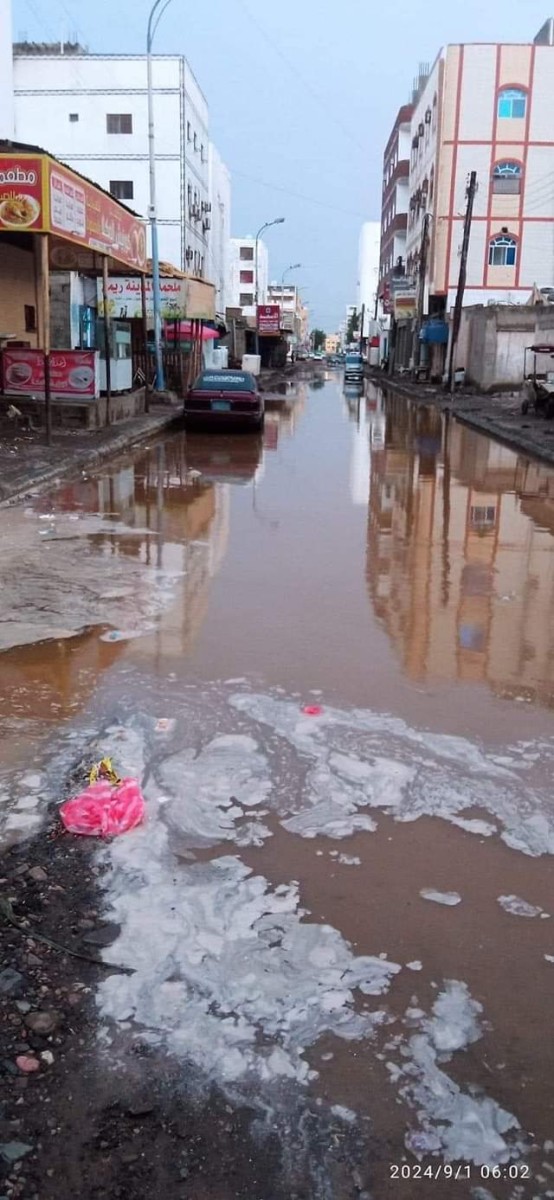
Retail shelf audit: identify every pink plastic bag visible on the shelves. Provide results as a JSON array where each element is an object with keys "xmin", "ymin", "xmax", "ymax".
[
  {"xmin": 302, "ymin": 705, "xmax": 323, "ymax": 717},
  {"xmin": 60, "ymin": 778, "xmax": 146, "ymax": 837}
]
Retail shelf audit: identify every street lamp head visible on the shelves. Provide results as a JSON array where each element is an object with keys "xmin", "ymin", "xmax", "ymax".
[{"xmin": 274, "ymin": 217, "xmax": 285, "ymax": 225}]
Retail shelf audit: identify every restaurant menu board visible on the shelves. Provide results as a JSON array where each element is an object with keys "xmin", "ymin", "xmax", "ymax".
[
  {"xmin": 2, "ymin": 349, "xmax": 99, "ymax": 400},
  {"xmin": 0, "ymin": 156, "xmax": 44, "ymax": 232},
  {"xmin": 50, "ymin": 170, "xmax": 86, "ymax": 239}
]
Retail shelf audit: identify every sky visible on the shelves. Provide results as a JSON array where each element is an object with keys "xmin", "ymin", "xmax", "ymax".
[{"xmin": 15, "ymin": 0, "xmax": 552, "ymax": 330}]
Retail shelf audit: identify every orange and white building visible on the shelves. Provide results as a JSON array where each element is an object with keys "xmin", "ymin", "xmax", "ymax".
[{"xmin": 406, "ymin": 18, "xmax": 554, "ymax": 314}]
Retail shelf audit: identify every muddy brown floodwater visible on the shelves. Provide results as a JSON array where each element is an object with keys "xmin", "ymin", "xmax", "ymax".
[{"xmin": 1, "ymin": 371, "xmax": 554, "ymax": 1199}]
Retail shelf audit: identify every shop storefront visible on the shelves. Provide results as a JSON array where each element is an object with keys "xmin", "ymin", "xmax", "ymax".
[{"xmin": 0, "ymin": 139, "xmax": 147, "ymax": 435}]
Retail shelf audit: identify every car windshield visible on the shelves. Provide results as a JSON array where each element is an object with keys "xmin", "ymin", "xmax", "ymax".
[
  {"xmin": 194, "ymin": 372, "xmax": 255, "ymax": 392},
  {"xmin": 346, "ymin": 355, "xmax": 362, "ymax": 365}
]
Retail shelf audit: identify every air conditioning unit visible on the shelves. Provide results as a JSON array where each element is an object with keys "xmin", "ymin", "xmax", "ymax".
[{"xmin": 203, "ymin": 218, "xmax": 211, "ymax": 231}]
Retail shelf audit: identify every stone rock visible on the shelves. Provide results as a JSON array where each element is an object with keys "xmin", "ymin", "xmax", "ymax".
[
  {"xmin": 15, "ymin": 1001, "xmax": 31, "ymax": 1015},
  {"xmin": 0, "ymin": 969, "xmax": 25, "ymax": 997},
  {"xmin": 24, "ymin": 1010, "xmax": 62, "ymax": 1036},
  {"xmin": 40, "ymin": 1051, "xmax": 54, "ymax": 1066},
  {"xmin": 0, "ymin": 1142, "xmax": 33, "ymax": 1163},
  {"xmin": 27, "ymin": 866, "xmax": 47, "ymax": 883},
  {"xmin": 15, "ymin": 1056, "xmax": 40, "ymax": 1074},
  {"xmin": 81, "ymin": 923, "xmax": 120, "ymax": 947},
  {"xmin": 26, "ymin": 954, "xmax": 41, "ymax": 968}
]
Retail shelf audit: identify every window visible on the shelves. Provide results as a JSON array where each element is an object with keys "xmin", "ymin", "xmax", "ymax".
[
  {"xmin": 69, "ymin": 113, "xmax": 79, "ymax": 123},
  {"xmin": 109, "ymin": 180, "xmax": 134, "ymax": 200},
  {"xmin": 470, "ymin": 505, "xmax": 497, "ymax": 526},
  {"xmin": 429, "ymin": 166, "xmax": 435, "ymax": 203},
  {"xmin": 239, "ymin": 246, "xmax": 254, "ymax": 261},
  {"xmin": 194, "ymin": 132, "xmax": 198, "ymax": 150},
  {"xmin": 106, "ymin": 113, "xmax": 133, "ymax": 134},
  {"xmin": 200, "ymin": 143, "xmax": 205, "ymax": 162},
  {"xmin": 187, "ymin": 121, "xmax": 191, "ymax": 141},
  {"xmin": 240, "ymin": 292, "xmax": 254, "ymax": 306},
  {"xmin": 432, "ymin": 94, "xmax": 437, "ymax": 132},
  {"xmin": 492, "ymin": 161, "xmax": 522, "ymax": 194},
  {"xmin": 497, "ymin": 88, "xmax": 527, "ymax": 119},
  {"xmin": 24, "ymin": 304, "xmax": 36, "ymax": 332},
  {"xmin": 488, "ymin": 234, "xmax": 517, "ymax": 267},
  {"xmin": 240, "ymin": 270, "xmax": 254, "ymax": 283}
]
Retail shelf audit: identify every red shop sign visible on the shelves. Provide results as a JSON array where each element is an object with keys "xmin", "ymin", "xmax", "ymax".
[{"xmin": 2, "ymin": 349, "xmax": 98, "ymax": 400}]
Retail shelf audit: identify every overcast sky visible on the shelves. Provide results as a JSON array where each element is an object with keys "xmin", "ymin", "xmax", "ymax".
[{"xmin": 16, "ymin": 0, "xmax": 551, "ymax": 329}]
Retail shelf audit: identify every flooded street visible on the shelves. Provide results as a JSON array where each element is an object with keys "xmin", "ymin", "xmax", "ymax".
[{"xmin": 1, "ymin": 370, "xmax": 554, "ymax": 1198}]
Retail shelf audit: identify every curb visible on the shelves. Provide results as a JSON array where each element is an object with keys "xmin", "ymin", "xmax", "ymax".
[
  {"xmin": 0, "ymin": 411, "xmax": 182, "ymax": 507},
  {"xmin": 371, "ymin": 371, "xmax": 554, "ymax": 469}
]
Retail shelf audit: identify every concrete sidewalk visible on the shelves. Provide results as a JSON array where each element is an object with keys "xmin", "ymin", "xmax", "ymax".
[
  {"xmin": 0, "ymin": 401, "xmax": 182, "ymax": 505},
  {"xmin": 374, "ymin": 372, "xmax": 554, "ymax": 468}
]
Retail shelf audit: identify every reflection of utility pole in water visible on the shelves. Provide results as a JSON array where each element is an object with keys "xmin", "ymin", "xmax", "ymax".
[
  {"xmin": 156, "ymin": 443, "xmax": 165, "ymax": 569},
  {"xmin": 442, "ymin": 410, "xmax": 451, "ymax": 606}
]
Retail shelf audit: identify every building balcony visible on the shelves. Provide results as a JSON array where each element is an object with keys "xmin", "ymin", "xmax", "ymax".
[
  {"xmin": 381, "ymin": 213, "xmax": 408, "ymax": 249},
  {"xmin": 382, "ymin": 159, "xmax": 410, "ymax": 202}
]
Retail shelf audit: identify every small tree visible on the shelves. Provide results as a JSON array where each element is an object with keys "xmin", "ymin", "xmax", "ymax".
[
  {"xmin": 311, "ymin": 329, "xmax": 326, "ymax": 352},
  {"xmin": 346, "ymin": 309, "xmax": 359, "ymax": 345}
]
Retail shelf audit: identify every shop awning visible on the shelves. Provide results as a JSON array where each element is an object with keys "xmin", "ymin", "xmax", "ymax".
[{"xmin": 0, "ymin": 139, "xmax": 147, "ymax": 274}]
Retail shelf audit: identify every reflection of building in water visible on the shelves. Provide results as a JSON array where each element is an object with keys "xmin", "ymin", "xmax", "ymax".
[
  {"xmin": 130, "ymin": 438, "xmax": 231, "ymax": 659},
  {"xmin": 367, "ymin": 395, "xmax": 554, "ymax": 705}
]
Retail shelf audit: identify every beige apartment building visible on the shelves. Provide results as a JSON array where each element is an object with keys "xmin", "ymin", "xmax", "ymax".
[{"xmin": 384, "ymin": 19, "xmax": 554, "ymax": 371}]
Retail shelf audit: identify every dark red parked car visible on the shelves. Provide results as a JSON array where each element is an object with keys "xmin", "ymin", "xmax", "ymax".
[{"xmin": 184, "ymin": 369, "xmax": 264, "ymax": 430}]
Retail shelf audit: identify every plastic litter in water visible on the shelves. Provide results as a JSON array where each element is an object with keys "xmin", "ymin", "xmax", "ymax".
[
  {"xmin": 420, "ymin": 889, "xmax": 462, "ymax": 907},
  {"xmin": 302, "ymin": 705, "xmax": 323, "ymax": 716},
  {"xmin": 60, "ymin": 778, "xmax": 145, "ymax": 837},
  {"xmin": 155, "ymin": 718, "xmax": 176, "ymax": 734},
  {"xmin": 99, "ymin": 630, "xmax": 141, "ymax": 643}
]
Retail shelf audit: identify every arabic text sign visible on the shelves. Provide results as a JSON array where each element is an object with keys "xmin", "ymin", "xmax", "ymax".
[
  {"xmin": 257, "ymin": 305, "xmax": 281, "ymax": 335},
  {"xmin": 97, "ymin": 276, "xmax": 216, "ymax": 321},
  {"xmin": 98, "ymin": 276, "xmax": 187, "ymax": 320},
  {"xmin": 0, "ymin": 155, "xmax": 45, "ymax": 233},
  {"xmin": 2, "ymin": 349, "xmax": 99, "ymax": 400}
]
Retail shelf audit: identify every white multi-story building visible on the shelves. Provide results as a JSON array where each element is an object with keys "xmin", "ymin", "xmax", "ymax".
[
  {"xmin": 357, "ymin": 221, "xmax": 381, "ymax": 317},
  {"xmin": 229, "ymin": 237, "xmax": 268, "ymax": 317},
  {"xmin": 0, "ymin": 0, "xmax": 14, "ymax": 139},
  {"xmin": 207, "ymin": 144, "xmax": 231, "ymax": 317},
  {"xmin": 11, "ymin": 43, "xmax": 230, "ymax": 294}
]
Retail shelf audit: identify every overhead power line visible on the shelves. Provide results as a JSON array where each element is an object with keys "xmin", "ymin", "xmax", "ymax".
[
  {"xmin": 235, "ymin": 0, "xmax": 368, "ymax": 156},
  {"xmin": 230, "ymin": 167, "xmax": 368, "ymax": 219}
]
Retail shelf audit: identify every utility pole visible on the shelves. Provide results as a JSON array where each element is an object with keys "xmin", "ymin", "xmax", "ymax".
[
  {"xmin": 359, "ymin": 303, "xmax": 365, "ymax": 358},
  {"xmin": 412, "ymin": 212, "xmax": 430, "ymax": 377},
  {"xmin": 447, "ymin": 170, "xmax": 477, "ymax": 394}
]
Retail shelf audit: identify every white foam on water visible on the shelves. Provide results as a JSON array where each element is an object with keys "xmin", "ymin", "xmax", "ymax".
[
  {"xmin": 229, "ymin": 693, "xmax": 554, "ymax": 856},
  {"xmin": 394, "ymin": 983, "xmax": 522, "ymax": 1165},
  {"xmin": 545, "ymin": 955, "xmax": 554, "ymax": 964},
  {"xmin": 498, "ymin": 895, "xmax": 546, "ymax": 919},
  {"xmin": 337, "ymin": 854, "xmax": 361, "ymax": 866},
  {"xmin": 155, "ymin": 733, "xmax": 273, "ymax": 848},
  {"xmin": 406, "ymin": 961, "xmax": 423, "ymax": 972},
  {"xmin": 99, "ymin": 840, "xmax": 400, "ymax": 1086},
  {"xmin": 420, "ymin": 889, "xmax": 462, "ymax": 907}
]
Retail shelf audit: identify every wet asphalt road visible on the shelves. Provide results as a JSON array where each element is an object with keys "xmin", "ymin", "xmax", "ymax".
[{"xmin": 1, "ymin": 368, "xmax": 554, "ymax": 1198}]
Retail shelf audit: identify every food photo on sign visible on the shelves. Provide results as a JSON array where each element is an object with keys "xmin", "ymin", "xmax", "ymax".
[{"xmin": 0, "ymin": 157, "xmax": 44, "ymax": 231}]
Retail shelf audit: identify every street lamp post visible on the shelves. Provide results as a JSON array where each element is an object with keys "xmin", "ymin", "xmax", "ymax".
[
  {"xmin": 147, "ymin": 0, "xmax": 173, "ymax": 392},
  {"xmin": 254, "ymin": 217, "xmax": 285, "ymax": 357},
  {"xmin": 280, "ymin": 261, "xmax": 302, "ymax": 331}
]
